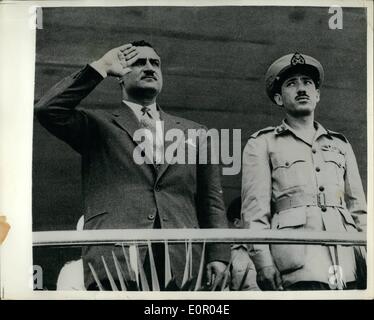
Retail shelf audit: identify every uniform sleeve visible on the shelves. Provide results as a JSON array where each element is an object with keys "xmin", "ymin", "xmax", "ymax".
[
  {"xmin": 34, "ymin": 65, "xmax": 104, "ymax": 153},
  {"xmin": 241, "ymin": 136, "xmax": 274, "ymax": 270},
  {"xmin": 344, "ymin": 142, "xmax": 367, "ymax": 231}
]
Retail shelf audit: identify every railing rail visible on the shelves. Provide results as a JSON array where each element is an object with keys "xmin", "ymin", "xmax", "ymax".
[{"xmin": 32, "ymin": 229, "xmax": 366, "ymax": 247}]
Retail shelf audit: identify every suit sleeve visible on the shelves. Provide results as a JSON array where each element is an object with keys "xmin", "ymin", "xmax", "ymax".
[
  {"xmin": 35, "ymin": 65, "xmax": 104, "ymax": 153},
  {"xmin": 344, "ymin": 142, "xmax": 367, "ymax": 231},
  {"xmin": 241, "ymin": 136, "xmax": 274, "ymax": 270},
  {"xmin": 196, "ymin": 127, "xmax": 230, "ymax": 264}
]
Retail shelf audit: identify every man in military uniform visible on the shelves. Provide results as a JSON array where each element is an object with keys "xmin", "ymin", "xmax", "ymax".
[{"xmin": 241, "ymin": 52, "xmax": 367, "ymax": 290}]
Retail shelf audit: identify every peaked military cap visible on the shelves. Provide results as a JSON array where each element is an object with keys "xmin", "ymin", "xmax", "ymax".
[{"xmin": 265, "ymin": 52, "xmax": 324, "ymax": 103}]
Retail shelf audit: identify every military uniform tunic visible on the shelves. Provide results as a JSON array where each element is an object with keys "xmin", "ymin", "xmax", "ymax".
[{"xmin": 241, "ymin": 120, "xmax": 366, "ymax": 288}]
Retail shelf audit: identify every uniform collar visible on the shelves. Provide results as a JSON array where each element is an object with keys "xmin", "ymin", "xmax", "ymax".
[
  {"xmin": 275, "ymin": 119, "xmax": 331, "ymax": 145},
  {"xmin": 276, "ymin": 120, "xmax": 329, "ymax": 136},
  {"xmin": 314, "ymin": 121, "xmax": 330, "ymax": 140}
]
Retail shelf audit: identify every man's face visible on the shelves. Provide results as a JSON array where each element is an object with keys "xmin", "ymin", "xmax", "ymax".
[
  {"xmin": 274, "ymin": 73, "xmax": 320, "ymax": 117},
  {"xmin": 122, "ymin": 46, "xmax": 163, "ymax": 98}
]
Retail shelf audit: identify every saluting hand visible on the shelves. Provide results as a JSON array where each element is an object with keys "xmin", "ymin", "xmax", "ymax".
[{"xmin": 94, "ymin": 44, "xmax": 139, "ymax": 77}]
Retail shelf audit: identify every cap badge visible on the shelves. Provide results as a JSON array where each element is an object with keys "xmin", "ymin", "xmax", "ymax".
[{"xmin": 290, "ymin": 52, "xmax": 305, "ymax": 66}]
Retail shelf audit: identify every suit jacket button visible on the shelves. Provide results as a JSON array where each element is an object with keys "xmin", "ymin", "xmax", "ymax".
[
  {"xmin": 155, "ymin": 186, "xmax": 161, "ymax": 192},
  {"xmin": 148, "ymin": 214, "xmax": 155, "ymax": 220}
]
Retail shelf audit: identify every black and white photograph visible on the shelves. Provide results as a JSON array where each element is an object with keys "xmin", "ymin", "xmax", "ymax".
[{"xmin": 0, "ymin": 0, "xmax": 372, "ymax": 299}]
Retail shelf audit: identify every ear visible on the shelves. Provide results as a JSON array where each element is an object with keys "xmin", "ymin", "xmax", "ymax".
[
  {"xmin": 274, "ymin": 93, "xmax": 283, "ymax": 107},
  {"xmin": 315, "ymin": 88, "xmax": 320, "ymax": 103}
]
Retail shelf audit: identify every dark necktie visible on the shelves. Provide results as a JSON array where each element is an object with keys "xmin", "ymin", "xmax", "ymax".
[{"xmin": 141, "ymin": 106, "xmax": 153, "ymax": 119}]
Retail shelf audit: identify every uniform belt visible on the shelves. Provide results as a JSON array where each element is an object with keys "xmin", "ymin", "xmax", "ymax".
[{"xmin": 273, "ymin": 191, "xmax": 345, "ymax": 213}]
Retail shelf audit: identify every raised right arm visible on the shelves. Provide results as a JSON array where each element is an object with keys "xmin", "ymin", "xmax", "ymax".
[
  {"xmin": 35, "ymin": 44, "xmax": 139, "ymax": 152},
  {"xmin": 35, "ymin": 65, "xmax": 104, "ymax": 152}
]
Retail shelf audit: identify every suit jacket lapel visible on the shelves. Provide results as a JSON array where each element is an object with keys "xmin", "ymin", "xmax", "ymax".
[
  {"xmin": 111, "ymin": 102, "xmax": 141, "ymax": 141},
  {"xmin": 110, "ymin": 103, "xmax": 187, "ymax": 176},
  {"xmin": 111, "ymin": 102, "xmax": 156, "ymax": 167}
]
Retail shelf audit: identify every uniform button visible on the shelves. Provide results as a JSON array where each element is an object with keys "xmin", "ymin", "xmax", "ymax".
[
  {"xmin": 148, "ymin": 214, "xmax": 155, "ymax": 220},
  {"xmin": 285, "ymin": 162, "xmax": 290, "ymax": 167},
  {"xmin": 321, "ymin": 207, "xmax": 327, "ymax": 212},
  {"xmin": 319, "ymin": 186, "xmax": 325, "ymax": 192},
  {"xmin": 315, "ymin": 167, "xmax": 320, "ymax": 172},
  {"xmin": 312, "ymin": 148, "xmax": 316, "ymax": 154}
]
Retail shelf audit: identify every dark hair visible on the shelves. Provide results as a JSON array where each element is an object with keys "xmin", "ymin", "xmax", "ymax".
[
  {"xmin": 131, "ymin": 40, "xmax": 158, "ymax": 55},
  {"xmin": 227, "ymin": 197, "xmax": 242, "ymax": 222}
]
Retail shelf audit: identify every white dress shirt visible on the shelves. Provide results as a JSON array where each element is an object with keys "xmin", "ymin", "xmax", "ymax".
[{"xmin": 123, "ymin": 100, "xmax": 164, "ymax": 164}]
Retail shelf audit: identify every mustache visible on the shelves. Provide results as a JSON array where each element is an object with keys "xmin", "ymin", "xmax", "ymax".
[
  {"xmin": 295, "ymin": 94, "xmax": 310, "ymax": 100},
  {"xmin": 141, "ymin": 72, "xmax": 157, "ymax": 80}
]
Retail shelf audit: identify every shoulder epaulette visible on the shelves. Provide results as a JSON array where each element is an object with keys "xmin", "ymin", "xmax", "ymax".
[
  {"xmin": 249, "ymin": 126, "xmax": 275, "ymax": 139},
  {"xmin": 328, "ymin": 130, "xmax": 348, "ymax": 143}
]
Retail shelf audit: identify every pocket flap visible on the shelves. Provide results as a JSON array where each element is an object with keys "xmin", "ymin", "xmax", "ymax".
[
  {"xmin": 322, "ymin": 151, "xmax": 346, "ymax": 168},
  {"xmin": 271, "ymin": 152, "xmax": 308, "ymax": 170},
  {"xmin": 337, "ymin": 208, "xmax": 357, "ymax": 228},
  {"xmin": 277, "ymin": 207, "xmax": 307, "ymax": 229}
]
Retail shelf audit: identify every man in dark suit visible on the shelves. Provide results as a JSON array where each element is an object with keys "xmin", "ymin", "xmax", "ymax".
[{"xmin": 35, "ymin": 41, "xmax": 230, "ymax": 290}]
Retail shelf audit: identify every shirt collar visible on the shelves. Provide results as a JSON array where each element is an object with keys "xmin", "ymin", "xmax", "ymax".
[
  {"xmin": 314, "ymin": 121, "xmax": 330, "ymax": 139},
  {"xmin": 122, "ymin": 100, "xmax": 157, "ymax": 112},
  {"xmin": 275, "ymin": 119, "xmax": 331, "ymax": 145},
  {"xmin": 276, "ymin": 120, "xmax": 329, "ymax": 136},
  {"xmin": 122, "ymin": 100, "xmax": 159, "ymax": 120}
]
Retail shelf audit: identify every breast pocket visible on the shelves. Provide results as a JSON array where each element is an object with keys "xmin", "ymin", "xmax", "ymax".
[
  {"xmin": 322, "ymin": 150, "xmax": 346, "ymax": 186},
  {"xmin": 270, "ymin": 151, "xmax": 309, "ymax": 191}
]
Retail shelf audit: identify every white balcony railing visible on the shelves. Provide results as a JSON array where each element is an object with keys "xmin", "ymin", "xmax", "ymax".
[{"xmin": 32, "ymin": 229, "xmax": 366, "ymax": 247}]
